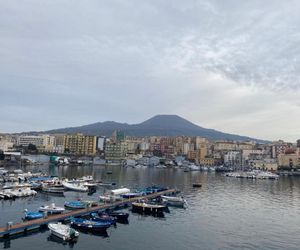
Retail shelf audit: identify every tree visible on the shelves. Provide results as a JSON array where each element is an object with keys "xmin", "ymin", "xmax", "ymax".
[{"xmin": 27, "ymin": 144, "xmax": 37, "ymax": 152}]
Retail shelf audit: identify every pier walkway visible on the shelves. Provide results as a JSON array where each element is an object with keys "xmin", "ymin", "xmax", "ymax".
[{"xmin": 0, "ymin": 188, "xmax": 175, "ymax": 238}]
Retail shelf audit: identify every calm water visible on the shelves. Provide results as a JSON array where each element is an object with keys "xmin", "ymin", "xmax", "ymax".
[{"xmin": 1, "ymin": 158, "xmax": 300, "ymax": 250}]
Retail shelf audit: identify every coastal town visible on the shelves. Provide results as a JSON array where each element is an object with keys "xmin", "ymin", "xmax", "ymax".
[{"xmin": 0, "ymin": 131, "xmax": 299, "ymax": 173}]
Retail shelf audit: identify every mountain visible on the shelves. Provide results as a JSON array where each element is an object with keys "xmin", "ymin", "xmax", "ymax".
[{"xmin": 44, "ymin": 115, "xmax": 265, "ymax": 142}]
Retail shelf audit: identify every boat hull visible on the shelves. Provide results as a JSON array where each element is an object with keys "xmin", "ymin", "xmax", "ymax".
[
  {"xmin": 70, "ymin": 219, "xmax": 111, "ymax": 232},
  {"xmin": 132, "ymin": 203, "xmax": 166, "ymax": 214}
]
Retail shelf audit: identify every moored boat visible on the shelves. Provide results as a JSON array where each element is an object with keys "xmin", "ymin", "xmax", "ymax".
[
  {"xmin": 192, "ymin": 183, "xmax": 202, "ymax": 188},
  {"xmin": 39, "ymin": 203, "xmax": 65, "ymax": 214},
  {"xmin": 62, "ymin": 181, "xmax": 88, "ymax": 192},
  {"xmin": 64, "ymin": 201, "xmax": 89, "ymax": 210},
  {"xmin": 121, "ymin": 192, "xmax": 143, "ymax": 199},
  {"xmin": 70, "ymin": 218, "xmax": 111, "ymax": 231},
  {"xmin": 104, "ymin": 211, "xmax": 129, "ymax": 221},
  {"xmin": 42, "ymin": 184, "xmax": 65, "ymax": 194},
  {"xmin": 90, "ymin": 212, "xmax": 117, "ymax": 225},
  {"xmin": 161, "ymin": 195, "xmax": 187, "ymax": 207},
  {"xmin": 131, "ymin": 201, "xmax": 167, "ymax": 214},
  {"xmin": 48, "ymin": 222, "xmax": 79, "ymax": 241},
  {"xmin": 24, "ymin": 210, "xmax": 44, "ymax": 220}
]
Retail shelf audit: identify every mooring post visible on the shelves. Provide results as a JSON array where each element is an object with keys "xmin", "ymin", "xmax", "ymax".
[{"xmin": 6, "ymin": 222, "xmax": 13, "ymax": 231}]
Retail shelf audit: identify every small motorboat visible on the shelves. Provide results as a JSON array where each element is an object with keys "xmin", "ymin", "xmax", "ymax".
[
  {"xmin": 42, "ymin": 184, "xmax": 65, "ymax": 194},
  {"xmin": 161, "ymin": 195, "xmax": 187, "ymax": 207},
  {"xmin": 64, "ymin": 201, "xmax": 88, "ymax": 210},
  {"xmin": 90, "ymin": 212, "xmax": 117, "ymax": 225},
  {"xmin": 24, "ymin": 210, "xmax": 44, "ymax": 220},
  {"xmin": 131, "ymin": 202, "xmax": 167, "ymax": 214},
  {"xmin": 62, "ymin": 181, "xmax": 88, "ymax": 192},
  {"xmin": 39, "ymin": 203, "xmax": 65, "ymax": 214},
  {"xmin": 48, "ymin": 222, "xmax": 79, "ymax": 241},
  {"xmin": 70, "ymin": 218, "xmax": 111, "ymax": 231}
]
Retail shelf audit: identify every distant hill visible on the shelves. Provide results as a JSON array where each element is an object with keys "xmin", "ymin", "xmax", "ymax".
[{"xmin": 43, "ymin": 114, "xmax": 266, "ymax": 142}]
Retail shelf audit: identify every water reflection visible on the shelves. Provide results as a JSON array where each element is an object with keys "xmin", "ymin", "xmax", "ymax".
[{"xmin": 47, "ymin": 235, "xmax": 78, "ymax": 248}]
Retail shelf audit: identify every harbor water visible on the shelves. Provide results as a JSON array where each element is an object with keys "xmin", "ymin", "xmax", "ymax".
[{"xmin": 1, "ymin": 160, "xmax": 300, "ymax": 249}]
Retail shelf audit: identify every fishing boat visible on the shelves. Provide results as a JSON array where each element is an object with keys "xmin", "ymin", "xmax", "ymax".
[
  {"xmin": 131, "ymin": 201, "xmax": 167, "ymax": 214},
  {"xmin": 24, "ymin": 210, "xmax": 44, "ymax": 220},
  {"xmin": 62, "ymin": 181, "xmax": 88, "ymax": 192},
  {"xmin": 39, "ymin": 203, "xmax": 65, "ymax": 214},
  {"xmin": 90, "ymin": 212, "xmax": 117, "ymax": 225},
  {"xmin": 103, "ymin": 211, "xmax": 129, "ymax": 221},
  {"xmin": 70, "ymin": 218, "xmax": 111, "ymax": 231},
  {"xmin": 64, "ymin": 201, "xmax": 89, "ymax": 210},
  {"xmin": 48, "ymin": 222, "xmax": 79, "ymax": 241},
  {"xmin": 161, "ymin": 195, "xmax": 187, "ymax": 207}
]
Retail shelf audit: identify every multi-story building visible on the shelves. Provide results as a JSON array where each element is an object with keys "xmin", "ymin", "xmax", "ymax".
[
  {"xmin": 199, "ymin": 158, "xmax": 216, "ymax": 166},
  {"xmin": 224, "ymin": 151, "xmax": 242, "ymax": 167},
  {"xmin": 105, "ymin": 142, "xmax": 128, "ymax": 161},
  {"xmin": 277, "ymin": 153, "xmax": 300, "ymax": 168},
  {"xmin": 139, "ymin": 142, "xmax": 150, "ymax": 152},
  {"xmin": 183, "ymin": 143, "xmax": 194, "ymax": 155},
  {"xmin": 64, "ymin": 134, "xmax": 97, "ymax": 155},
  {"xmin": 249, "ymin": 159, "xmax": 278, "ymax": 171},
  {"xmin": 53, "ymin": 134, "xmax": 65, "ymax": 153},
  {"xmin": 97, "ymin": 136, "xmax": 106, "ymax": 151},
  {"xmin": 42, "ymin": 134, "xmax": 55, "ymax": 152},
  {"xmin": 17, "ymin": 135, "xmax": 44, "ymax": 147},
  {"xmin": 0, "ymin": 139, "xmax": 14, "ymax": 152},
  {"xmin": 270, "ymin": 140, "xmax": 294, "ymax": 158}
]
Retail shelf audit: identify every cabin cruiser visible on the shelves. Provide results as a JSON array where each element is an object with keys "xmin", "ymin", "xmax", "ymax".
[{"xmin": 48, "ymin": 222, "xmax": 79, "ymax": 241}]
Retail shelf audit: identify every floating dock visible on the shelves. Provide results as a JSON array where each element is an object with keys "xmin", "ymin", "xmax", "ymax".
[{"xmin": 0, "ymin": 188, "xmax": 176, "ymax": 238}]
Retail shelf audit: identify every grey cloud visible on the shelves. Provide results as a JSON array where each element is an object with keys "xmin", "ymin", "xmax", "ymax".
[{"xmin": 0, "ymin": 0, "xmax": 300, "ymax": 140}]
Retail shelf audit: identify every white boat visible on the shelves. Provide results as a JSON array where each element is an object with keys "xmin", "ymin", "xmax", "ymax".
[
  {"xmin": 155, "ymin": 164, "xmax": 167, "ymax": 169},
  {"xmin": 39, "ymin": 203, "xmax": 65, "ymax": 214},
  {"xmin": 110, "ymin": 188, "xmax": 130, "ymax": 196},
  {"xmin": 48, "ymin": 222, "xmax": 79, "ymax": 241},
  {"xmin": 189, "ymin": 164, "xmax": 200, "ymax": 171},
  {"xmin": 1, "ymin": 188, "xmax": 37, "ymax": 199},
  {"xmin": 62, "ymin": 181, "xmax": 88, "ymax": 192},
  {"xmin": 99, "ymin": 195, "xmax": 123, "ymax": 203},
  {"xmin": 161, "ymin": 195, "xmax": 187, "ymax": 207}
]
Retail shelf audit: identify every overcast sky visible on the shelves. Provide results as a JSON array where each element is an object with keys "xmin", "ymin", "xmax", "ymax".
[{"xmin": 1, "ymin": 0, "xmax": 300, "ymax": 142}]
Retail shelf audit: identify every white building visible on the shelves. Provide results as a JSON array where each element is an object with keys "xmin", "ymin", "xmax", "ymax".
[
  {"xmin": 42, "ymin": 135, "xmax": 55, "ymax": 152},
  {"xmin": 224, "ymin": 151, "xmax": 241, "ymax": 167},
  {"xmin": 0, "ymin": 140, "xmax": 14, "ymax": 151},
  {"xmin": 139, "ymin": 142, "xmax": 150, "ymax": 151},
  {"xmin": 17, "ymin": 135, "xmax": 55, "ymax": 152},
  {"xmin": 183, "ymin": 143, "xmax": 194, "ymax": 155},
  {"xmin": 17, "ymin": 135, "xmax": 44, "ymax": 147},
  {"xmin": 97, "ymin": 137, "xmax": 105, "ymax": 151}
]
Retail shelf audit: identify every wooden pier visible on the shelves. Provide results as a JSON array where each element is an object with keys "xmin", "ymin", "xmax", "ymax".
[{"xmin": 0, "ymin": 189, "xmax": 176, "ymax": 238}]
